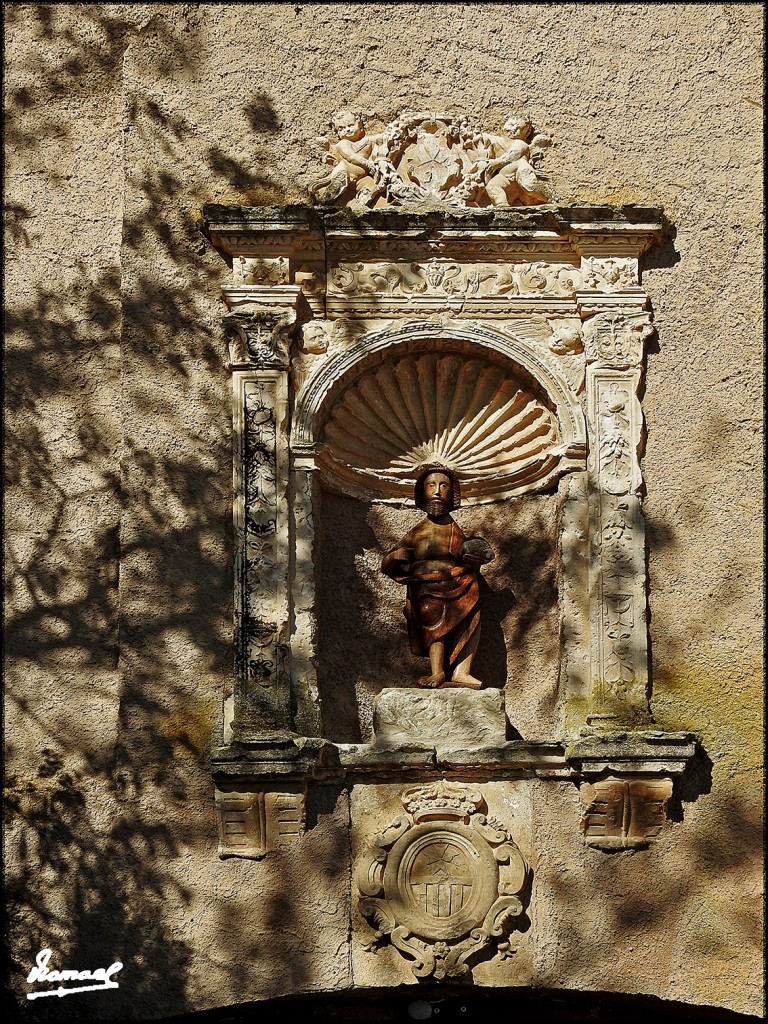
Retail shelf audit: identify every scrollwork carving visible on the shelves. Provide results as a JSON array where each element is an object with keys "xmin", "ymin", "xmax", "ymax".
[
  {"xmin": 356, "ymin": 782, "xmax": 529, "ymax": 980},
  {"xmin": 327, "ymin": 260, "xmax": 582, "ymax": 299}
]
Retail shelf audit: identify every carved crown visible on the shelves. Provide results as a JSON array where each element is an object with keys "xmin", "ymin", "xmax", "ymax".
[{"xmin": 401, "ymin": 780, "xmax": 485, "ymax": 823}]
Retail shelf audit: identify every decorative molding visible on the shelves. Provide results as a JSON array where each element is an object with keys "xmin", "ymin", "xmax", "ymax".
[
  {"xmin": 581, "ymin": 256, "xmax": 639, "ymax": 291},
  {"xmin": 233, "ymin": 255, "xmax": 290, "ymax": 286},
  {"xmin": 357, "ymin": 781, "xmax": 529, "ymax": 979}
]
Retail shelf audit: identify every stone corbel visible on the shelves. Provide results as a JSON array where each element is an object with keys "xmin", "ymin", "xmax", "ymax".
[
  {"xmin": 568, "ymin": 731, "xmax": 696, "ymax": 849},
  {"xmin": 215, "ymin": 784, "xmax": 306, "ymax": 858},
  {"xmin": 579, "ymin": 776, "xmax": 673, "ymax": 850}
]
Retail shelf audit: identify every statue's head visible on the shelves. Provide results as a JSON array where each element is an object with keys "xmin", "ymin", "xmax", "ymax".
[
  {"xmin": 333, "ymin": 110, "xmax": 364, "ymax": 141},
  {"xmin": 414, "ymin": 465, "xmax": 461, "ymax": 515},
  {"xmin": 503, "ymin": 115, "xmax": 532, "ymax": 140}
]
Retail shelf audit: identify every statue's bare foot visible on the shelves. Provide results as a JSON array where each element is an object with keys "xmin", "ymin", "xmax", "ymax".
[
  {"xmin": 417, "ymin": 672, "xmax": 446, "ymax": 688},
  {"xmin": 446, "ymin": 674, "xmax": 483, "ymax": 689}
]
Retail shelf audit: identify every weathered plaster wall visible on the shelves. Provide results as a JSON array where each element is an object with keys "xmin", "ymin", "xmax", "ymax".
[{"xmin": 4, "ymin": 2, "xmax": 763, "ymax": 1019}]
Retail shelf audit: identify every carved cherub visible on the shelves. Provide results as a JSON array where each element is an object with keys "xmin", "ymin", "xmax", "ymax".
[
  {"xmin": 474, "ymin": 115, "xmax": 552, "ymax": 206},
  {"xmin": 309, "ymin": 110, "xmax": 385, "ymax": 205}
]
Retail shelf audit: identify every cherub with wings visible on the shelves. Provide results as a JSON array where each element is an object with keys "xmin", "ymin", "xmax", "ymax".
[
  {"xmin": 475, "ymin": 115, "xmax": 553, "ymax": 206},
  {"xmin": 309, "ymin": 110, "xmax": 385, "ymax": 205}
]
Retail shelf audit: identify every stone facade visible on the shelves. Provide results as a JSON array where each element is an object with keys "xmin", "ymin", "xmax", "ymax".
[{"xmin": 4, "ymin": 3, "xmax": 763, "ymax": 1020}]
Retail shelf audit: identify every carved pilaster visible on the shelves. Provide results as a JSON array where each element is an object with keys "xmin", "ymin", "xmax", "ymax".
[
  {"xmin": 586, "ymin": 359, "xmax": 650, "ymax": 726},
  {"xmin": 226, "ymin": 306, "xmax": 297, "ymax": 742},
  {"xmin": 558, "ymin": 471, "xmax": 590, "ymax": 730}
]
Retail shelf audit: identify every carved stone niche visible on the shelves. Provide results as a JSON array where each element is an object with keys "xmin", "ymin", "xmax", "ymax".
[{"xmin": 200, "ymin": 193, "xmax": 696, "ymax": 862}]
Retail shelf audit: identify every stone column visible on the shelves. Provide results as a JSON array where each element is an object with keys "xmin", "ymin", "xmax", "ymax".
[
  {"xmin": 224, "ymin": 290, "xmax": 300, "ymax": 743},
  {"xmin": 581, "ymin": 305, "xmax": 654, "ymax": 727}
]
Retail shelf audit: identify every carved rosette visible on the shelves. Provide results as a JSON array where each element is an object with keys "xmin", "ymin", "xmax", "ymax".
[{"xmin": 356, "ymin": 782, "xmax": 529, "ymax": 980}]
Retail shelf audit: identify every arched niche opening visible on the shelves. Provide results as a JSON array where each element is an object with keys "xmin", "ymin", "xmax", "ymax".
[{"xmin": 302, "ymin": 330, "xmax": 584, "ymax": 743}]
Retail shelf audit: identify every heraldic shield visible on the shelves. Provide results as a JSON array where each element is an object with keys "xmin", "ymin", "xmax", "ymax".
[{"xmin": 356, "ymin": 781, "xmax": 530, "ymax": 980}]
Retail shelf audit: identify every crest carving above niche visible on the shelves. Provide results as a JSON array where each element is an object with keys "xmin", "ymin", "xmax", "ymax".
[{"xmin": 310, "ymin": 110, "xmax": 552, "ymax": 209}]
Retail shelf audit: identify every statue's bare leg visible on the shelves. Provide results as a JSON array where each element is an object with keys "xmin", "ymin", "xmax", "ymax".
[
  {"xmin": 446, "ymin": 628, "xmax": 482, "ymax": 689},
  {"xmin": 417, "ymin": 641, "xmax": 446, "ymax": 688}
]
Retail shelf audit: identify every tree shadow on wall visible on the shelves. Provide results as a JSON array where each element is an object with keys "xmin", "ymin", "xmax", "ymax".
[{"xmin": 3, "ymin": 5, "xmax": 312, "ymax": 1019}]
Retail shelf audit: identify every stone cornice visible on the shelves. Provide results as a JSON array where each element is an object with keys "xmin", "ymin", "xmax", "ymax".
[{"xmin": 200, "ymin": 202, "xmax": 668, "ymax": 262}]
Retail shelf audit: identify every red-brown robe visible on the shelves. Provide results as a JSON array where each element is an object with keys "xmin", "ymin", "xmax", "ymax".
[{"xmin": 389, "ymin": 522, "xmax": 480, "ymax": 668}]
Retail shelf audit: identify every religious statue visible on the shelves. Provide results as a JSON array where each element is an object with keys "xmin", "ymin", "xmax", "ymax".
[{"xmin": 381, "ymin": 466, "xmax": 494, "ymax": 689}]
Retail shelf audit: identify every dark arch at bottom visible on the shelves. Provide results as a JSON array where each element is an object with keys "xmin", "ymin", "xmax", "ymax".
[{"xmin": 155, "ymin": 986, "xmax": 761, "ymax": 1024}]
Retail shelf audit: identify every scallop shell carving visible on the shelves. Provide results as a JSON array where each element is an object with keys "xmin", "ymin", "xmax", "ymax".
[{"xmin": 321, "ymin": 352, "xmax": 562, "ymax": 500}]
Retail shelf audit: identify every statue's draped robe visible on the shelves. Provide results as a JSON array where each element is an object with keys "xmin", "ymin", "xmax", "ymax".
[{"xmin": 389, "ymin": 522, "xmax": 480, "ymax": 667}]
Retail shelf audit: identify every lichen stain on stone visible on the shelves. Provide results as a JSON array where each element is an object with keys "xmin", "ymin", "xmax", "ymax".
[{"xmin": 163, "ymin": 701, "xmax": 216, "ymax": 758}]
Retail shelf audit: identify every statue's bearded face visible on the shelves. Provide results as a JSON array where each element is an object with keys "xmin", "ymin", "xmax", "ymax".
[{"xmin": 422, "ymin": 472, "xmax": 453, "ymax": 517}]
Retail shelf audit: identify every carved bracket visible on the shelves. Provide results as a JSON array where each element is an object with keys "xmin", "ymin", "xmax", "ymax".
[
  {"xmin": 580, "ymin": 776, "xmax": 673, "ymax": 850},
  {"xmin": 215, "ymin": 785, "xmax": 305, "ymax": 858}
]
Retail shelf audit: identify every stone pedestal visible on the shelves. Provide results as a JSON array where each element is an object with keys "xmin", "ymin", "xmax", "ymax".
[{"xmin": 372, "ymin": 687, "xmax": 507, "ymax": 750}]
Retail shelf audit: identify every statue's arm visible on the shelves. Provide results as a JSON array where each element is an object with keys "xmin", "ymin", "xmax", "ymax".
[{"xmin": 382, "ymin": 540, "xmax": 414, "ymax": 579}]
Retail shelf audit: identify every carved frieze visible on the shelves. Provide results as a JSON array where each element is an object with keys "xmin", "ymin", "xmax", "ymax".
[
  {"xmin": 311, "ymin": 110, "xmax": 552, "ymax": 209},
  {"xmin": 580, "ymin": 777, "xmax": 673, "ymax": 849},
  {"xmin": 581, "ymin": 257, "xmax": 639, "ymax": 291},
  {"xmin": 357, "ymin": 781, "xmax": 529, "ymax": 979},
  {"xmin": 328, "ymin": 261, "xmax": 582, "ymax": 299},
  {"xmin": 215, "ymin": 786, "xmax": 305, "ymax": 858},
  {"xmin": 233, "ymin": 255, "xmax": 290, "ymax": 286}
]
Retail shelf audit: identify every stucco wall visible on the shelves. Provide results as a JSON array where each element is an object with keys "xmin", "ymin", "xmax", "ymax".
[{"xmin": 4, "ymin": 3, "xmax": 763, "ymax": 1019}]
